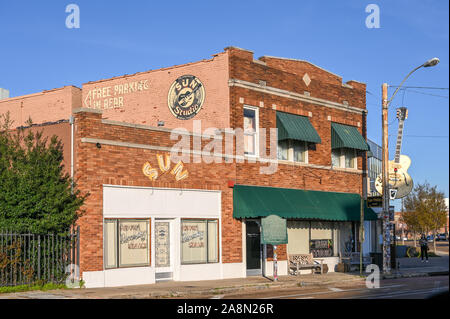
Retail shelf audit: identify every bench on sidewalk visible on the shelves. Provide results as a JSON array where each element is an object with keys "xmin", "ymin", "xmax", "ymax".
[
  {"xmin": 289, "ymin": 253, "xmax": 324, "ymax": 276},
  {"xmin": 339, "ymin": 252, "xmax": 371, "ymax": 271}
]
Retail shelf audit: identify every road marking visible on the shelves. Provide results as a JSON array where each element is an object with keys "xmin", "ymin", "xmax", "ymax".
[
  {"xmin": 373, "ymin": 287, "xmax": 449, "ymax": 299},
  {"xmin": 346, "ymin": 286, "xmax": 449, "ymax": 299},
  {"xmin": 432, "ymin": 281, "xmax": 442, "ymax": 294},
  {"xmin": 261, "ymin": 284, "xmax": 404, "ymax": 299},
  {"xmin": 380, "ymin": 284, "xmax": 405, "ymax": 289},
  {"xmin": 209, "ymin": 295, "xmax": 224, "ymax": 299},
  {"xmin": 328, "ymin": 287, "xmax": 344, "ymax": 292}
]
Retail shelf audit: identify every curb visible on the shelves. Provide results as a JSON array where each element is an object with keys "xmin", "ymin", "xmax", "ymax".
[
  {"xmin": 381, "ymin": 270, "xmax": 449, "ymax": 280},
  {"xmin": 143, "ymin": 277, "xmax": 366, "ymax": 298}
]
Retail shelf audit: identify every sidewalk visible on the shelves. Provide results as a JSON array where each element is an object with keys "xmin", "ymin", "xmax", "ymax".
[
  {"xmin": 1, "ymin": 256, "xmax": 448, "ymax": 299},
  {"xmin": 383, "ymin": 255, "xmax": 449, "ymax": 279},
  {"xmin": 0, "ymin": 272, "xmax": 366, "ymax": 299}
]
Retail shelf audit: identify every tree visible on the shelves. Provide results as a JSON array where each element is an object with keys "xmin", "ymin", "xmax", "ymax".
[
  {"xmin": 0, "ymin": 112, "xmax": 87, "ymax": 234},
  {"xmin": 399, "ymin": 210, "xmax": 421, "ymax": 247},
  {"xmin": 402, "ymin": 182, "xmax": 447, "ymax": 252}
]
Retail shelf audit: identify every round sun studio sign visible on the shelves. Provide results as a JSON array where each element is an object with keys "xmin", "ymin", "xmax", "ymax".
[{"xmin": 168, "ymin": 75, "xmax": 205, "ymax": 120}]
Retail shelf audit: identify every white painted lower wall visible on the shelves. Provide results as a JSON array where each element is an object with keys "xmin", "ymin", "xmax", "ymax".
[
  {"xmin": 222, "ymin": 262, "xmax": 247, "ymax": 279},
  {"xmin": 177, "ymin": 263, "xmax": 222, "ymax": 282},
  {"xmin": 83, "ymin": 267, "xmax": 155, "ymax": 288},
  {"xmin": 83, "ymin": 262, "xmax": 246, "ymax": 288},
  {"xmin": 263, "ymin": 260, "xmax": 288, "ymax": 276}
]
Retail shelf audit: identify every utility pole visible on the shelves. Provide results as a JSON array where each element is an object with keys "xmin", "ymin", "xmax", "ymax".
[
  {"xmin": 380, "ymin": 57, "xmax": 439, "ymax": 274},
  {"xmin": 382, "ymin": 83, "xmax": 391, "ymax": 274}
]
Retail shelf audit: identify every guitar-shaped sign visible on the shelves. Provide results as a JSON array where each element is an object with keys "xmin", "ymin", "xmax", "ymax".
[{"xmin": 375, "ymin": 107, "xmax": 414, "ymax": 199}]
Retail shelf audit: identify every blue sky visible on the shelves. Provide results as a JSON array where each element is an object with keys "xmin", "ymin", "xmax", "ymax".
[{"xmin": 0, "ymin": 1, "xmax": 448, "ymax": 209}]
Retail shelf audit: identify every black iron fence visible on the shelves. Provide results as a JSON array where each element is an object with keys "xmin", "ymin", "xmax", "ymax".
[{"xmin": 0, "ymin": 227, "xmax": 79, "ymax": 287}]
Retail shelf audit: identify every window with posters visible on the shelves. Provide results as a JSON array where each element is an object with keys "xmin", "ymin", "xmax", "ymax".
[
  {"xmin": 181, "ymin": 219, "xmax": 218, "ymax": 264},
  {"xmin": 104, "ymin": 219, "xmax": 150, "ymax": 268}
]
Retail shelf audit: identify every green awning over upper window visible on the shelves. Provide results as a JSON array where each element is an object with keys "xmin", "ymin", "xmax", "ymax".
[
  {"xmin": 233, "ymin": 184, "xmax": 378, "ymax": 221},
  {"xmin": 276, "ymin": 112, "xmax": 321, "ymax": 144},
  {"xmin": 331, "ymin": 122, "xmax": 369, "ymax": 151}
]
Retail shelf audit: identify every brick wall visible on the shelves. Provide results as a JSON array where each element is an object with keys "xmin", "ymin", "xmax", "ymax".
[
  {"xmin": 0, "ymin": 86, "xmax": 80, "ymax": 127},
  {"xmin": 227, "ymin": 47, "xmax": 368, "ymax": 261},
  {"xmin": 81, "ymin": 51, "xmax": 230, "ymax": 131},
  {"xmin": 72, "ymin": 47, "xmax": 369, "ymax": 273}
]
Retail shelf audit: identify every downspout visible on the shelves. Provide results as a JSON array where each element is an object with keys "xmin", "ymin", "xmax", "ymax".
[{"xmin": 70, "ymin": 115, "xmax": 74, "ymax": 193}]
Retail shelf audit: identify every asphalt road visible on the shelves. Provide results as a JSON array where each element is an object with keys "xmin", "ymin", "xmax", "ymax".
[{"xmin": 198, "ymin": 275, "xmax": 449, "ymax": 299}]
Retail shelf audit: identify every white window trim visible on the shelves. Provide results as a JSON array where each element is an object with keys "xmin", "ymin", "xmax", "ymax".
[
  {"xmin": 243, "ymin": 105, "xmax": 259, "ymax": 157},
  {"xmin": 104, "ymin": 218, "xmax": 151, "ymax": 269},
  {"xmin": 278, "ymin": 140, "xmax": 308, "ymax": 163}
]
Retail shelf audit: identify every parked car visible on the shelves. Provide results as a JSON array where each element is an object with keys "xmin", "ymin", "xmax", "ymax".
[
  {"xmin": 427, "ymin": 235, "xmax": 434, "ymax": 242},
  {"xmin": 436, "ymin": 233, "xmax": 447, "ymax": 241}
]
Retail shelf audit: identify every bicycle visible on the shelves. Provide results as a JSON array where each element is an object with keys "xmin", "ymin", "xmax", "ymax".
[{"xmin": 406, "ymin": 246, "xmax": 421, "ymax": 258}]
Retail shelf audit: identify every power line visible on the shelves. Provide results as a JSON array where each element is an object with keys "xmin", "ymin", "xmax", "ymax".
[
  {"xmin": 389, "ymin": 86, "xmax": 449, "ymax": 90},
  {"xmin": 402, "ymin": 89, "xmax": 449, "ymax": 99},
  {"xmin": 388, "ymin": 134, "xmax": 449, "ymax": 138}
]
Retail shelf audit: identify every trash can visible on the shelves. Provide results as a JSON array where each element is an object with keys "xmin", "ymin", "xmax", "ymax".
[{"xmin": 370, "ymin": 252, "xmax": 383, "ymax": 271}]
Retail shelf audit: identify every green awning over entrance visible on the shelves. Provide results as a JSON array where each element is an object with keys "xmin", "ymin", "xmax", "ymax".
[
  {"xmin": 276, "ymin": 112, "xmax": 321, "ymax": 144},
  {"xmin": 331, "ymin": 122, "xmax": 369, "ymax": 151},
  {"xmin": 233, "ymin": 185, "xmax": 378, "ymax": 221}
]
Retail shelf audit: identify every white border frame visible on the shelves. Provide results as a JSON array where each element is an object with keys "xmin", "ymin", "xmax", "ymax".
[{"xmin": 243, "ymin": 105, "xmax": 259, "ymax": 158}]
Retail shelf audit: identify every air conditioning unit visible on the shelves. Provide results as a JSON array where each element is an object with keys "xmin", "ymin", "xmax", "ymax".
[{"xmin": 0, "ymin": 88, "xmax": 9, "ymax": 100}]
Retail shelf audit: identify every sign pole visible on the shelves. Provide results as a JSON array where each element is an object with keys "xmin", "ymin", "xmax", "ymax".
[
  {"xmin": 273, "ymin": 245, "xmax": 278, "ymax": 282},
  {"xmin": 382, "ymin": 83, "xmax": 391, "ymax": 274}
]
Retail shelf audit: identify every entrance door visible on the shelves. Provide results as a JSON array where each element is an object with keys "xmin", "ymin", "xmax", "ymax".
[
  {"xmin": 155, "ymin": 219, "xmax": 173, "ymax": 281},
  {"xmin": 246, "ymin": 220, "xmax": 262, "ymax": 276}
]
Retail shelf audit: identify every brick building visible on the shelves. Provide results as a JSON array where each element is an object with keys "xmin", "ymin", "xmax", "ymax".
[{"xmin": 0, "ymin": 47, "xmax": 379, "ymax": 287}]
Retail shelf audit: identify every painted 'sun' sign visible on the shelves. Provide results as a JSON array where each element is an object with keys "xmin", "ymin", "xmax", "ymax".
[{"xmin": 142, "ymin": 154, "xmax": 188, "ymax": 182}]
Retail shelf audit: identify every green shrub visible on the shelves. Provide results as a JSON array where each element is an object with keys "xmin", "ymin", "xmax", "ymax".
[{"xmin": 0, "ymin": 282, "xmax": 66, "ymax": 294}]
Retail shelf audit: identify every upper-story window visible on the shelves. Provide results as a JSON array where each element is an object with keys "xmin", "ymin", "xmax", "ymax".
[
  {"xmin": 276, "ymin": 112, "xmax": 321, "ymax": 163},
  {"xmin": 330, "ymin": 122, "xmax": 369, "ymax": 170},
  {"xmin": 244, "ymin": 106, "xmax": 259, "ymax": 156},
  {"xmin": 331, "ymin": 148, "xmax": 356, "ymax": 169},
  {"xmin": 277, "ymin": 140, "xmax": 307, "ymax": 163}
]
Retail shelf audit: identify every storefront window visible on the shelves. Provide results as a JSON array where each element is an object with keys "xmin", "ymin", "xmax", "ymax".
[
  {"xmin": 181, "ymin": 219, "xmax": 218, "ymax": 264},
  {"xmin": 310, "ymin": 221, "xmax": 334, "ymax": 257},
  {"xmin": 104, "ymin": 220, "xmax": 118, "ymax": 269},
  {"xmin": 287, "ymin": 221, "xmax": 310, "ymax": 255},
  {"xmin": 287, "ymin": 221, "xmax": 340, "ymax": 257},
  {"xmin": 104, "ymin": 219, "xmax": 150, "ymax": 268}
]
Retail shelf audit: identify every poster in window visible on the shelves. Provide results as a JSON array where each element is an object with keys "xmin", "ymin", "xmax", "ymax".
[
  {"xmin": 181, "ymin": 221, "xmax": 207, "ymax": 264},
  {"xmin": 310, "ymin": 239, "xmax": 333, "ymax": 257},
  {"xmin": 119, "ymin": 220, "xmax": 149, "ymax": 267}
]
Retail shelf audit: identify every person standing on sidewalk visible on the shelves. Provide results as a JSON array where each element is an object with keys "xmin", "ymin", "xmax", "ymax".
[{"xmin": 419, "ymin": 234, "xmax": 429, "ymax": 262}]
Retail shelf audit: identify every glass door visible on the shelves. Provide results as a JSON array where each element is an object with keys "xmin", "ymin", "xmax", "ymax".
[
  {"xmin": 155, "ymin": 219, "xmax": 173, "ymax": 281},
  {"xmin": 246, "ymin": 220, "xmax": 262, "ymax": 276}
]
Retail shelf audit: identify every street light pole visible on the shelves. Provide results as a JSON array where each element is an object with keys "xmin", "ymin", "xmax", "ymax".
[
  {"xmin": 382, "ymin": 83, "xmax": 391, "ymax": 273},
  {"xmin": 381, "ymin": 57, "xmax": 439, "ymax": 274}
]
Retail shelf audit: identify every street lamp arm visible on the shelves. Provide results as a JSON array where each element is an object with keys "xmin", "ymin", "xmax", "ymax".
[{"xmin": 387, "ymin": 64, "xmax": 424, "ymax": 106}]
